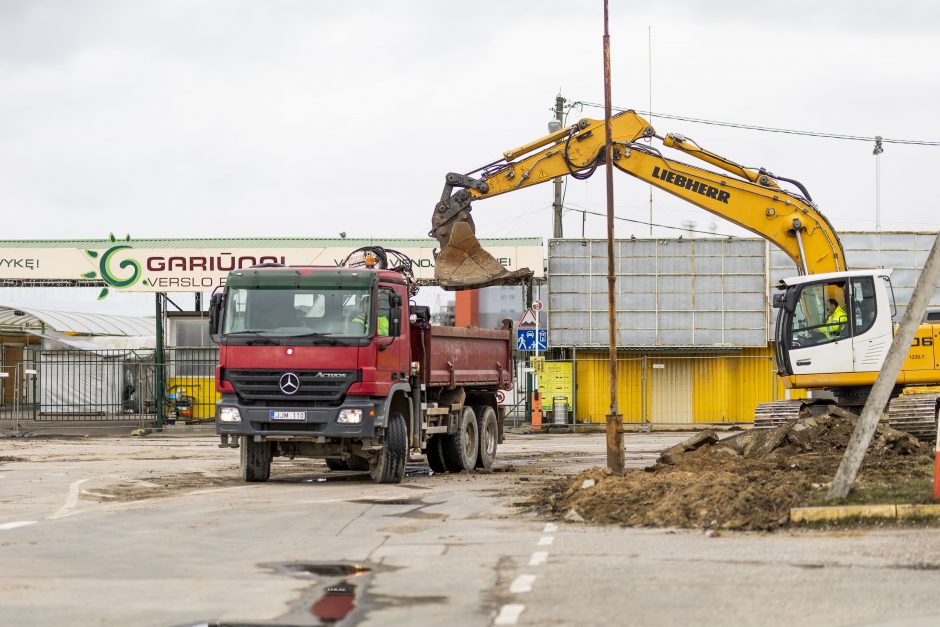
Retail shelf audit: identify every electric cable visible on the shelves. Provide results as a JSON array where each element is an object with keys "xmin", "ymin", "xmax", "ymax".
[{"xmin": 571, "ymin": 101, "xmax": 940, "ymax": 147}]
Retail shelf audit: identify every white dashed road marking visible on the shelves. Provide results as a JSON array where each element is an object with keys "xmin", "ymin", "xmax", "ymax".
[
  {"xmin": 494, "ymin": 603, "xmax": 526, "ymax": 625},
  {"xmin": 0, "ymin": 520, "xmax": 37, "ymax": 530},
  {"xmin": 495, "ymin": 524, "xmax": 558, "ymax": 624},
  {"xmin": 509, "ymin": 575, "xmax": 537, "ymax": 593},
  {"xmin": 48, "ymin": 479, "xmax": 89, "ymax": 520}
]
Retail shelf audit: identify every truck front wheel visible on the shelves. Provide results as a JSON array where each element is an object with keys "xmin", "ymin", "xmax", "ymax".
[
  {"xmin": 443, "ymin": 406, "xmax": 479, "ymax": 472},
  {"xmin": 370, "ymin": 412, "xmax": 407, "ymax": 483},
  {"xmin": 240, "ymin": 437, "xmax": 272, "ymax": 482}
]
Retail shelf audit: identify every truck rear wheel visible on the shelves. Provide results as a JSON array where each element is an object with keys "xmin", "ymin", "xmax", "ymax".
[
  {"xmin": 443, "ymin": 406, "xmax": 479, "ymax": 472},
  {"xmin": 240, "ymin": 436, "xmax": 272, "ymax": 482},
  {"xmin": 370, "ymin": 412, "xmax": 407, "ymax": 483},
  {"xmin": 425, "ymin": 435, "xmax": 448, "ymax": 473},
  {"xmin": 473, "ymin": 405, "xmax": 498, "ymax": 470}
]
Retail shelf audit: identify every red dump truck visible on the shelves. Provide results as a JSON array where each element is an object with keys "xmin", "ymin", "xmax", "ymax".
[{"xmin": 209, "ymin": 248, "xmax": 513, "ymax": 483}]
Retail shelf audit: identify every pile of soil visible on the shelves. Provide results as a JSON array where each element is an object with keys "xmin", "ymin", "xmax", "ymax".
[{"xmin": 533, "ymin": 411, "xmax": 933, "ymax": 531}]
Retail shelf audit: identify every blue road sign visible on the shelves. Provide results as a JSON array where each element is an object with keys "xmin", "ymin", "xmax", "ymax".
[{"xmin": 516, "ymin": 328, "xmax": 547, "ymax": 351}]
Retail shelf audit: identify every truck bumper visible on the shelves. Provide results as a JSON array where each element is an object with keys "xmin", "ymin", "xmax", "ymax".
[{"xmin": 214, "ymin": 395, "xmax": 384, "ymax": 439}]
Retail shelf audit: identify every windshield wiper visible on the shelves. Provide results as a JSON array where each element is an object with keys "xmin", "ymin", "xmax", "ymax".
[
  {"xmin": 290, "ymin": 331, "xmax": 340, "ymax": 344},
  {"xmin": 227, "ymin": 330, "xmax": 282, "ymax": 345}
]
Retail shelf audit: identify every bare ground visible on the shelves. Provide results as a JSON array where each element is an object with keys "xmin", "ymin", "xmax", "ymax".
[{"xmin": 530, "ymin": 413, "xmax": 935, "ymax": 531}]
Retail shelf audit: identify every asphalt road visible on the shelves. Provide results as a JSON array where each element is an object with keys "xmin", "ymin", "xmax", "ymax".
[{"xmin": 2, "ymin": 431, "xmax": 940, "ymax": 627}]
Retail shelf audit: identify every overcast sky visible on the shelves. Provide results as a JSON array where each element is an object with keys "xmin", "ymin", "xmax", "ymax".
[{"xmin": 2, "ymin": 0, "xmax": 940, "ymax": 312}]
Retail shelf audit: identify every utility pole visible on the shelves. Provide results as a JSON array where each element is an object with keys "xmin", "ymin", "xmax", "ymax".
[
  {"xmin": 828, "ymin": 229, "xmax": 940, "ymax": 499},
  {"xmin": 552, "ymin": 93, "xmax": 565, "ymax": 239},
  {"xmin": 603, "ymin": 0, "xmax": 624, "ymax": 474}
]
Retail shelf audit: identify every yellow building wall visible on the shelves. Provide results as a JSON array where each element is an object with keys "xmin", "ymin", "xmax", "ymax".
[{"xmin": 573, "ymin": 346, "xmax": 806, "ymax": 425}]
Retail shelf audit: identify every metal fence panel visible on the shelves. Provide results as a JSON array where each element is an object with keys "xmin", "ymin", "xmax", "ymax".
[{"xmin": 0, "ymin": 347, "xmax": 219, "ymax": 425}]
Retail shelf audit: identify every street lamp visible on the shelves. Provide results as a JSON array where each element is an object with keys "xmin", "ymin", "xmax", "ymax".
[{"xmin": 873, "ymin": 136, "xmax": 883, "ymax": 232}]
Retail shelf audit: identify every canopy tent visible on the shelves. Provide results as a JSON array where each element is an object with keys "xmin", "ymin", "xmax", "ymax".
[{"xmin": 0, "ymin": 305, "xmax": 155, "ymax": 337}]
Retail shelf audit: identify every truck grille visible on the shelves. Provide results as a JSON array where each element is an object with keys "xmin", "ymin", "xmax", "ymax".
[{"xmin": 227, "ymin": 369, "xmax": 358, "ymax": 403}]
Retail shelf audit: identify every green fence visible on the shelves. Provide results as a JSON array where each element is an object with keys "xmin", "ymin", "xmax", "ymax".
[{"xmin": 0, "ymin": 347, "xmax": 219, "ymax": 427}]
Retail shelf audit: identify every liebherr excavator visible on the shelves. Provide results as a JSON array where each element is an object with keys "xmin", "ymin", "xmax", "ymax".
[{"xmin": 431, "ymin": 110, "xmax": 940, "ymax": 438}]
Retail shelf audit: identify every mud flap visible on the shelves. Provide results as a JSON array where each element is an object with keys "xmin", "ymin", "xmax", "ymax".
[{"xmin": 434, "ymin": 221, "xmax": 533, "ymax": 290}]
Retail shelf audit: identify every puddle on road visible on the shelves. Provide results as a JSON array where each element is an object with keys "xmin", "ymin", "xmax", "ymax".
[
  {"xmin": 311, "ymin": 580, "xmax": 358, "ymax": 623},
  {"xmin": 275, "ymin": 562, "xmax": 372, "ymax": 578},
  {"xmin": 352, "ymin": 497, "xmax": 424, "ymax": 506}
]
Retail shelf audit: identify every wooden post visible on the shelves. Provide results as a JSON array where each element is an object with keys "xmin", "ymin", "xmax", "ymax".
[{"xmin": 603, "ymin": 0, "xmax": 624, "ymax": 474}]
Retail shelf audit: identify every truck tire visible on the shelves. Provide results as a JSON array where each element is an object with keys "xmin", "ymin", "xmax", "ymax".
[
  {"xmin": 425, "ymin": 435, "xmax": 448, "ymax": 474},
  {"xmin": 240, "ymin": 436, "xmax": 272, "ymax": 482},
  {"xmin": 370, "ymin": 412, "xmax": 407, "ymax": 483},
  {"xmin": 443, "ymin": 406, "xmax": 479, "ymax": 472},
  {"xmin": 473, "ymin": 405, "xmax": 498, "ymax": 470},
  {"xmin": 325, "ymin": 458, "xmax": 349, "ymax": 471}
]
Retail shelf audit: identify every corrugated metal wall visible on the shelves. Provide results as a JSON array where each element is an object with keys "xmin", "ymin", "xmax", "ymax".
[
  {"xmin": 572, "ymin": 347, "xmax": 804, "ymax": 424},
  {"xmin": 549, "ymin": 238, "xmax": 768, "ymax": 348}
]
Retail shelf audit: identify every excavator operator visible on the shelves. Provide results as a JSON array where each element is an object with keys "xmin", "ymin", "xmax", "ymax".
[{"xmin": 823, "ymin": 298, "xmax": 848, "ymax": 339}]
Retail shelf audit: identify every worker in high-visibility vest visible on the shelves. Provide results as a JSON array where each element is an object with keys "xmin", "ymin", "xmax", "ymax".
[
  {"xmin": 823, "ymin": 298, "xmax": 848, "ymax": 339},
  {"xmin": 351, "ymin": 298, "xmax": 389, "ymax": 336}
]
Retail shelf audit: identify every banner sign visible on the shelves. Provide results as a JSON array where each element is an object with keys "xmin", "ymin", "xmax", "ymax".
[{"xmin": 0, "ymin": 236, "xmax": 543, "ymax": 297}]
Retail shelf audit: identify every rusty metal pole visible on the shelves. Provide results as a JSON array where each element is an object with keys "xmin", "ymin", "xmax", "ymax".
[{"xmin": 603, "ymin": 0, "xmax": 624, "ymax": 474}]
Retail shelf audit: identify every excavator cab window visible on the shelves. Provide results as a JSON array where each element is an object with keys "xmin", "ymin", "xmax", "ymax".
[
  {"xmin": 789, "ymin": 280, "xmax": 849, "ymax": 349},
  {"xmin": 851, "ymin": 277, "xmax": 877, "ymax": 336}
]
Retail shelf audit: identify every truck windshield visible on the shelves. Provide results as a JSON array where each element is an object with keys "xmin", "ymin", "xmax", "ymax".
[{"xmin": 222, "ymin": 287, "xmax": 372, "ymax": 338}]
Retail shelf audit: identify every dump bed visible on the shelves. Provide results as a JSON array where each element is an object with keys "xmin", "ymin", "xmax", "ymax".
[{"xmin": 413, "ymin": 324, "xmax": 513, "ymax": 390}]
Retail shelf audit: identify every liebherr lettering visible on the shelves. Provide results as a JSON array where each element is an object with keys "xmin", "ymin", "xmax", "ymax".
[{"xmin": 651, "ymin": 166, "xmax": 730, "ymax": 204}]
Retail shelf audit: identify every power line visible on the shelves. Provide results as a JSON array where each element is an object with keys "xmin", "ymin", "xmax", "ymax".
[
  {"xmin": 565, "ymin": 206, "xmax": 738, "ymax": 238},
  {"xmin": 570, "ymin": 101, "xmax": 940, "ymax": 147}
]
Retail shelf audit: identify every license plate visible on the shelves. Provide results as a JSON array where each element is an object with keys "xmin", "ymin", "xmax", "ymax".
[{"xmin": 270, "ymin": 411, "xmax": 306, "ymax": 421}]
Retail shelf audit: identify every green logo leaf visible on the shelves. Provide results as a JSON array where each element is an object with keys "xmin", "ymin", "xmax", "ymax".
[
  {"xmin": 85, "ymin": 250, "xmax": 99, "ymax": 258},
  {"xmin": 81, "ymin": 271, "xmax": 98, "ymax": 279},
  {"xmin": 97, "ymin": 287, "xmax": 109, "ymax": 300}
]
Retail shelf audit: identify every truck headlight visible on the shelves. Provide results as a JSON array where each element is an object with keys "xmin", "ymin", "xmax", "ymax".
[
  {"xmin": 219, "ymin": 407, "xmax": 242, "ymax": 422},
  {"xmin": 337, "ymin": 409, "xmax": 363, "ymax": 424}
]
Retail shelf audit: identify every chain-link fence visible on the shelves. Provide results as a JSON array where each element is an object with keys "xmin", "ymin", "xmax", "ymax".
[{"xmin": 0, "ymin": 347, "xmax": 219, "ymax": 429}]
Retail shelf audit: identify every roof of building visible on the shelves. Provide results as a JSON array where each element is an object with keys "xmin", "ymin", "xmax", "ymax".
[{"xmin": 0, "ymin": 306, "xmax": 155, "ymax": 336}]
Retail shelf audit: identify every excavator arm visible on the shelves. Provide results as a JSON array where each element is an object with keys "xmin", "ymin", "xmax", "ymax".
[{"xmin": 432, "ymin": 110, "xmax": 845, "ymax": 290}]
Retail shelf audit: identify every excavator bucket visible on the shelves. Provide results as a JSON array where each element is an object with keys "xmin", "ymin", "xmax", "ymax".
[{"xmin": 434, "ymin": 221, "xmax": 533, "ymax": 290}]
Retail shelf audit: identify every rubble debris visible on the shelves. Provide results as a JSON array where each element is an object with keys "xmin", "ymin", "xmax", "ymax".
[{"xmin": 531, "ymin": 410, "xmax": 933, "ymax": 531}]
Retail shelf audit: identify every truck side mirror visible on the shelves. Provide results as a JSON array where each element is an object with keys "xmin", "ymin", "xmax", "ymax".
[{"xmin": 209, "ymin": 292, "xmax": 224, "ymax": 337}]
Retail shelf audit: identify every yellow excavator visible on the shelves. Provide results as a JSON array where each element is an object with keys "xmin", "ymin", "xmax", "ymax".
[{"xmin": 431, "ymin": 110, "xmax": 940, "ymax": 437}]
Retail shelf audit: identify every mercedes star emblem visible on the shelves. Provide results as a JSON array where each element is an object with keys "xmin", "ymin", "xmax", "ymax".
[{"xmin": 279, "ymin": 372, "xmax": 300, "ymax": 395}]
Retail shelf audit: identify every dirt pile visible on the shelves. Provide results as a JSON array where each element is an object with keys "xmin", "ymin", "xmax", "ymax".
[{"xmin": 533, "ymin": 411, "xmax": 933, "ymax": 530}]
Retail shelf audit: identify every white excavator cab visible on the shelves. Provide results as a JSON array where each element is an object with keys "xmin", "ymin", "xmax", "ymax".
[{"xmin": 773, "ymin": 270, "xmax": 895, "ymax": 377}]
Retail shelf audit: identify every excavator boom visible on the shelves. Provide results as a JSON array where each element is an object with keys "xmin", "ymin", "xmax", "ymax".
[{"xmin": 432, "ymin": 110, "xmax": 845, "ymax": 290}]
